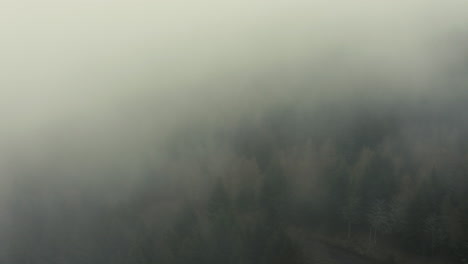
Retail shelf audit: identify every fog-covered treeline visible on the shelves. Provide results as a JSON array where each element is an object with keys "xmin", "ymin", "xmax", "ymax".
[
  {"xmin": 4, "ymin": 95, "xmax": 468, "ymax": 263},
  {"xmin": 2, "ymin": 1, "xmax": 468, "ymax": 263}
]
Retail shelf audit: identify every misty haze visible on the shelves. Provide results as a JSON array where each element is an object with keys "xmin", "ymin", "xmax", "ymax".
[{"xmin": 1, "ymin": 1, "xmax": 468, "ymax": 264}]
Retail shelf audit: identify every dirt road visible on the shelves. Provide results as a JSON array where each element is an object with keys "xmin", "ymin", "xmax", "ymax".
[{"xmin": 290, "ymin": 229, "xmax": 378, "ymax": 264}]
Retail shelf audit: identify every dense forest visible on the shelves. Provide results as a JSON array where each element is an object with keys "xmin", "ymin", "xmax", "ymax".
[{"xmin": 4, "ymin": 96, "xmax": 468, "ymax": 264}]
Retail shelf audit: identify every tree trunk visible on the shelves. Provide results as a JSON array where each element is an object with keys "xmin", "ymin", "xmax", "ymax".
[
  {"xmin": 374, "ymin": 228, "xmax": 377, "ymax": 245},
  {"xmin": 431, "ymin": 230, "xmax": 435, "ymax": 256},
  {"xmin": 368, "ymin": 227, "xmax": 373, "ymax": 250},
  {"xmin": 347, "ymin": 222, "xmax": 351, "ymax": 240}
]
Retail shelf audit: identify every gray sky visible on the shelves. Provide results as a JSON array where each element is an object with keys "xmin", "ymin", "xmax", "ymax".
[{"xmin": 1, "ymin": 0, "xmax": 468, "ymax": 190}]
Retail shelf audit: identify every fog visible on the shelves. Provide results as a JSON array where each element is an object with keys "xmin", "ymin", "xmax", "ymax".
[{"xmin": 1, "ymin": 1, "xmax": 468, "ymax": 263}]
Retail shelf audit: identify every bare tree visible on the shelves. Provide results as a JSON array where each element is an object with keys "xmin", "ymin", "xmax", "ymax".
[
  {"xmin": 368, "ymin": 200, "xmax": 391, "ymax": 247},
  {"xmin": 342, "ymin": 194, "xmax": 360, "ymax": 240},
  {"xmin": 424, "ymin": 214, "xmax": 447, "ymax": 256}
]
